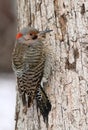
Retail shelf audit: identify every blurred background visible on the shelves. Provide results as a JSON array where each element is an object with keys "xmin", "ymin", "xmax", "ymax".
[{"xmin": 0, "ymin": 0, "xmax": 17, "ymax": 130}]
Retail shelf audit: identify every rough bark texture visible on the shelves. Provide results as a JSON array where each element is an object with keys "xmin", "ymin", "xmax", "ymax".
[{"xmin": 15, "ymin": 0, "xmax": 88, "ymax": 130}]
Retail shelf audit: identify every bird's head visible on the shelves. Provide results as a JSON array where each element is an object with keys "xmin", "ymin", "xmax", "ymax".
[
  {"xmin": 16, "ymin": 27, "xmax": 53, "ymax": 44},
  {"xmin": 16, "ymin": 27, "xmax": 38, "ymax": 40}
]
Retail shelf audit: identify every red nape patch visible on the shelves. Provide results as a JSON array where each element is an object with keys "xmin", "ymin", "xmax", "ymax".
[{"xmin": 16, "ymin": 33, "xmax": 23, "ymax": 39}]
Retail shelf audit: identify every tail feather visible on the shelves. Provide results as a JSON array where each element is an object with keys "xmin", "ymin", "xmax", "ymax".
[
  {"xmin": 22, "ymin": 93, "xmax": 26, "ymax": 106},
  {"xmin": 22, "ymin": 93, "xmax": 33, "ymax": 107},
  {"xmin": 28, "ymin": 96, "xmax": 32, "ymax": 107},
  {"xmin": 36, "ymin": 86, "xmax": 51, "ymax": 124}
]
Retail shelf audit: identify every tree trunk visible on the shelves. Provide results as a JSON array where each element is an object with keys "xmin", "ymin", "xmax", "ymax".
[{"xmin": 15, "ymin": 0, "xmax": 88, "ymax": 130}]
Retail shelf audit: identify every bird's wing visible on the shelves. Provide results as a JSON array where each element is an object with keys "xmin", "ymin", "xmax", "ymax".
[{"xmin": 17, "ymin": 60, "xmax": 44, "ymax": 107}]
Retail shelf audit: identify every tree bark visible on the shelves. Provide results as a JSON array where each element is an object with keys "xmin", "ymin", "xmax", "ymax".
[{"xmin": 15, "ymin": 0, "xmax": 88, "ymax": 130}]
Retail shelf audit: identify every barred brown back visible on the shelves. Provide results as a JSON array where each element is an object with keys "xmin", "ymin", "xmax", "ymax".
[{"xmin": 12, "ymin": 39, "xmax": 45, "ymax": 106}]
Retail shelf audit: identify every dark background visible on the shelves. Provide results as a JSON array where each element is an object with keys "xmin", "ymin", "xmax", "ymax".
[{"xmin": 0, "ymin": 0, "xmax": 17, "ymax": 72}]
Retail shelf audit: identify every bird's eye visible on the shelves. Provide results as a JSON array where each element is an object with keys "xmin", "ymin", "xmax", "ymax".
[{"xmin": 30, "ymin": 33, "xmax": 32, "ymax": 35}]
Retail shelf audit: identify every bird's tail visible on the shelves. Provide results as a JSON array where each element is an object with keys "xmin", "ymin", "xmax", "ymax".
[{"xmin": 36, "ymin": 86, "xmax": 51, "ymax": 125}]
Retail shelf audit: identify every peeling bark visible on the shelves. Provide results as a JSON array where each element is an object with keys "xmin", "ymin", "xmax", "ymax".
[{"xmin": 15, "ymin": 0, "xmax": 88, "ymax": 130}]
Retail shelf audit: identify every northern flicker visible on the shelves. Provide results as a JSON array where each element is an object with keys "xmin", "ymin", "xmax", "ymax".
[{"xmin": 12, "ymin": 27, "xmax": 52, "ymax": 123}]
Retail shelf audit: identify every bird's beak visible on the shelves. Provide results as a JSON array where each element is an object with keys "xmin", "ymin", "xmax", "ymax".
[{"xmin": 39, "ymin": 29, "xmax": 53, "ymax": 34}]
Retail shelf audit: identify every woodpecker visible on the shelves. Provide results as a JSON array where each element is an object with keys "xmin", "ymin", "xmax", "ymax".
[{"xmin": 12, "ymin": 27, "xmax": 52, "ymax": 124}]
